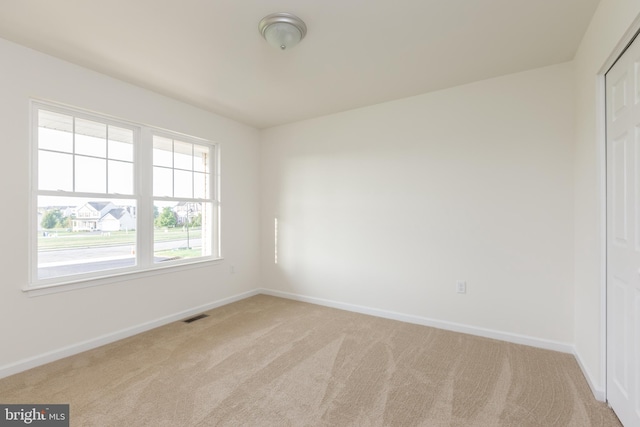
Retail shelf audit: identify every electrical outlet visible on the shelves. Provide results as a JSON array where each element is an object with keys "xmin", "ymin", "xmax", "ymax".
[
  {"xmin": 230, "ymin": 265, "xmax": 235, "ymax": 274},
  {"xmin": 456, "ymin": 281, "xmax": 466, "ymax": 294}
]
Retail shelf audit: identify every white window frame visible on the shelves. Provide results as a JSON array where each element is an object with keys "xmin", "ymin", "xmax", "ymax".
[{"xmin": 28, "ymin": 100, "xmax": 221, "ymax": 295}]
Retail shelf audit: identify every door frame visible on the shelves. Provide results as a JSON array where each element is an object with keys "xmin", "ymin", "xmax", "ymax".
[{"xmin": 599, "ymin": 14, "xmax": 640, "ymax": 404}]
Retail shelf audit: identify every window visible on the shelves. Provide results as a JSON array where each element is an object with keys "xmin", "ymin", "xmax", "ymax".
[
  {"xmin": 31, "ymin": 101, "xmax": 220, "ymax": 289},
  {"xmin": 152, "ymin": 135, "xmax": 215, "ymax": 262}
]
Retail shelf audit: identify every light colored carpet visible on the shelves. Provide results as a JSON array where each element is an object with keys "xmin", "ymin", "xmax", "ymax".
[{"xmin": 0, "ymin": 295, "xmax": 622, "ymax": 426}]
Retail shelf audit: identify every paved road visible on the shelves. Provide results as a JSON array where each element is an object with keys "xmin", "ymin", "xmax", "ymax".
[{"xmin": 37, "ymin": 239, "xmax": 202, "ymax": 280}]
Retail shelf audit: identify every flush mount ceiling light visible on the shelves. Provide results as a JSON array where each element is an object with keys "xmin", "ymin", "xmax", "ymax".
[{"xmin": 259, "ymin": 13, "xmax": 307, "ymax": 51}]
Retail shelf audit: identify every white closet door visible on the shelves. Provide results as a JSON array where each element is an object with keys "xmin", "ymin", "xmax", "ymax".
[{"xmin": 606, "ymin": 33, "xmax": 640, "ymax": 427}]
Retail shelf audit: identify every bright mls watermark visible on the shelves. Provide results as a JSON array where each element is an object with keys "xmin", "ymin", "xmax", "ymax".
[{"xmin": 0, "ymin": 405, "xmax": 68, "ymax": 426}]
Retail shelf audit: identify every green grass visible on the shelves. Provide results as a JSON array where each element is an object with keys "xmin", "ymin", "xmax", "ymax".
[
  {"xmin": 155, "ymin": 247, "xmax": 203, "ymax": 259},
  {"xmin": 154, "ymin": 228, "xmax": 202, "ymax": 242},
  {"xmin": 38, "ymin": 228, "xmax": 202, "ymax": 250}
]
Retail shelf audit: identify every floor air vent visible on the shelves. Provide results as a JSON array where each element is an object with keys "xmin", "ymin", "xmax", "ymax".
[{"xmin": 183, "ymin": 314, "xmax": 209, "ymax": 323}]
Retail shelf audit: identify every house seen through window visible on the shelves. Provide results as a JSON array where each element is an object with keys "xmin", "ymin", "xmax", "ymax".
[{"xmin": 33, "ymin": 102, "xmax": 219, "ymax": 288}]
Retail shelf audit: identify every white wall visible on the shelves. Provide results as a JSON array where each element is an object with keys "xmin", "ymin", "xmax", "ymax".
[
  {"xmin": 260, "ymin": 63, "xmax": 575, "ymax": 345},
  {"xmin": 5, "ymin": 0, "xmax": 637, "ymax": 397},
  {"xmin": 573, "ymin": 0, "xmax": 640, "ymax": 396},
  {"xmin": 0, "ymin": 38, "xmax": 260, "ymax": 373}
]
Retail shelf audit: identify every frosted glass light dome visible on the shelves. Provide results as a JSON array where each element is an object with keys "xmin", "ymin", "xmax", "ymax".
[{"xmin": 259, "ymin": 13, "xmax": 307, "ymax": 51}]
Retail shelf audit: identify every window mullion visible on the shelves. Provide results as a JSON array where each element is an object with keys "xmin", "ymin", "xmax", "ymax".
[
  {"xmin": 137, "ymin": 127, "xmax": 154, "ymax": 269},
  {"xmin": 105, "ymin": 125, "xmax": 109, "ymax": 194},
  {"xmin": 72, "ymin": 116, "xmax": 76, "ymax": 192},
  {"xmin": 172, "ymin": 139, "xmax": 175, "ymax": 198}
]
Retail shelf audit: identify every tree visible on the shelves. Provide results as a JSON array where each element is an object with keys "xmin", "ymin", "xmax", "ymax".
[
  {"xmin": 41, "ymin": 209, "xmax": 63, "ymax": 229},
  {"xmin": 190, "ymin": 213, "xmax": 202, "ymax": 227},
  {"xmin": 57, "ymin": 215, "xmax": 71, "ymax": 229},
  {"xmin": 155, "ymin": 207, "xmax": 177, "ymax": 228}
]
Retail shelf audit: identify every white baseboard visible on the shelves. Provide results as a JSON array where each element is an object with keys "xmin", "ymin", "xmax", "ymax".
[
  {"xmin": 259, "ymin": 288, "xmax": 575, "ymax": 354},
  {"xmin": 1, "ymin": 286, "xmax": 606, "ymax": 405},
  {"xmin": 261, "ymin": 289, "xmax": 612, "ymax": 401},
  {"xmin": 0, "ymin": 289, "xmax": 260, "ymax": 380},
  {"xmin": 573, "ymin": 347, "xmax": 606, "ymax": 402},
  {"xmin": 262, "ymin": 292, "xmax": 605, "ymax": 403}
]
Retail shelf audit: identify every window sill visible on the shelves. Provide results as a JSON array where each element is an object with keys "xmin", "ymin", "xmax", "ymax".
[{"xmin": 23, "ymin": 257, "xmax": 224, "ymax": 297}]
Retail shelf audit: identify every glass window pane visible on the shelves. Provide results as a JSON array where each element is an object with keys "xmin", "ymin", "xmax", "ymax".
[
  {"xmin": 75, "ymin": 119, "xmax": 107, "ymax": 158},
  {"xmin": 153, "ymin": 136, "xmax": 173, "ymax": 167},
  {"xmin": 174, "ymin": 169, "xmax": 193, "ymax": 198},
  {"xmin": 154, "ymin": 201, "xmax": 210, "ymax": 263},
  {"xmin": 75, "ymin": 156, "xmax": 106, "ymax": 193},
  {"xmin": 39, "ymin": 127, "xmax": 74, "ymax": 153},
  {"xmin": 194, "ymin": 172, "xmax": 209, "ymax": 199},
  {"xmin": 201, "ymin": 202, "xmax": 214, "ymax": 256},
  {"xmin": 174, "ymin": 141, "xmax": 193, "ymax": 170},
  {"xmin": 193, "ymin": 145, "xmax": 209, "ymax": 172},
  {"xmin": 108, "ymin": 160, "xmax": 133, "ymax": 194},
  {"xmin": 39, "ymin": 151, "xmax": 73, "ymax": 191},
  {"xmin": 153, "ymin": 166, "xmax": 173, "ymax": 197},
  {"xmin": 108, "ymin": 126, "xmax": 133, "ymax": 161},
  {"xmin": 37, "ymin": 196, "xmax": 136, "ymax": 280},
  {"xmin": 38, "ymin": 111, "xmax": 73, "ymax": 153}
]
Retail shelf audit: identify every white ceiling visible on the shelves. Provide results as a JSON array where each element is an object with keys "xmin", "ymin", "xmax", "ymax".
[{"xmin": 0, "ymin": 0, "xmax": 599, "ymax": 129}]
